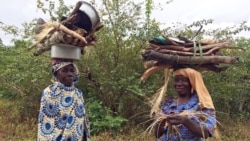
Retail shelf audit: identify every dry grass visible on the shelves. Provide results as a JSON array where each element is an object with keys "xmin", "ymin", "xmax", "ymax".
[
  {"xmin": 91, "ymin": 122, "xmax": 250, "ymax": 141},
  {"xmin": 1, "ymin": 99, "xmax": 250, "ymax": 141},
  {"xmin": 91, "ymin": 129, "xmax": 155, "ymax": 141},
  {"xmin": 0, "ymin": 99, "xmax": 37, "ymax": 141}
]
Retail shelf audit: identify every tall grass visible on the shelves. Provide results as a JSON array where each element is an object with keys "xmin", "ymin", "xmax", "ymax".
[{"xmin": 0, "ymin": 99, "xmax": 250, "ymax": 141}]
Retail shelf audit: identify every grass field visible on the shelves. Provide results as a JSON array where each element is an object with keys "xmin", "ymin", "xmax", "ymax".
[{"xmin": 1, "ymin": 99, "xmax": 249, "ymax": 141}]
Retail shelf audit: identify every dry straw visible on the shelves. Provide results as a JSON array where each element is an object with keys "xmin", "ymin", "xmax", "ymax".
[
  {"xmin": 148, "ymin": 68, "xmax": 171, "ymax": 117},
  {"xmin": 146, "ymin": 110, "xmax": 221, "ymax": 140}
]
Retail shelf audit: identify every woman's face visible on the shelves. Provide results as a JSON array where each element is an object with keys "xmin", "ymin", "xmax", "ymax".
[
  {"xmin": 173, "ymin": 75, "xmax": 192, "ymax": 97},
  {"xmin": 55, "ymin": 64, "xmax": 76, "ymax": 86}
]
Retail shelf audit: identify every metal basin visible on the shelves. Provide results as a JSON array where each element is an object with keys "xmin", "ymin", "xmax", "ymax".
[{"xmin": 75, "ymin": 1, "xmax": 100, "ymax": 32}]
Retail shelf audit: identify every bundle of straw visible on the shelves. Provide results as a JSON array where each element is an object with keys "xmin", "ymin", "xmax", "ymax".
[{"xmin": 146, "ymin": 110, "xmax": 221, "ymax": 140}]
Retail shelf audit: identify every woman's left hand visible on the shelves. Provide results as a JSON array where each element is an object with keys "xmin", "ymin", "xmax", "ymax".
[{"xmin": 167, "ymin": 114, "xmax": 188, "ymax": 125}]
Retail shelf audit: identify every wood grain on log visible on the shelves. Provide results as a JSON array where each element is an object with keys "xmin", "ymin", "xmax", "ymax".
[{"xmin": 142, "ymin": 50, "xmax": 239, "ymax": 64}]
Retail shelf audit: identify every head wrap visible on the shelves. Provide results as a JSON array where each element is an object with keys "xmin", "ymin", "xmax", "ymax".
[
  {"xmin": 51, "ymin": 58, "xmax": 80, "ymax": 83},
  {"xmin": 173, "ymin": 68, "xmax": 215, "ymax": 110}
]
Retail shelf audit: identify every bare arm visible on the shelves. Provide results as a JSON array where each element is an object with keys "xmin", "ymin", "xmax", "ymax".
[{"xmin": 182, "ymin": 117, "xmax": 209, "ymax": 138}]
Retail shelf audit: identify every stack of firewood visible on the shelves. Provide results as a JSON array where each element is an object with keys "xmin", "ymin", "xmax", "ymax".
[
  {"xmin": 28, "ymin": 1, "xmax": 103, "ymax": 56},
  {"xmin": 140, "ymin": 34, "xmax": 240, "ymax": 82}
]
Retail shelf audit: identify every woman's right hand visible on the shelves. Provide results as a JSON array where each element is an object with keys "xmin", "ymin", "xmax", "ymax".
[{"xmin": 167, "ymin": 114, "xmax": 188, "ymax": 125}]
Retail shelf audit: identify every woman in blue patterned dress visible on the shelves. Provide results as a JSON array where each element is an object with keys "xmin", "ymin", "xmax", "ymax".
[
  {"xmin": 155, "ymin": 68, "xmax": 217, "ymax": 141},
  {"xmin": 37, "ymin": 58, "xmax": 90, "ymax": 141}
]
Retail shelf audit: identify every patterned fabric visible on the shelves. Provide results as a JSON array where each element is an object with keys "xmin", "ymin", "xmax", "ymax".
[
  {"xmin": 37, "ymin": 82, "xmax": 90, "ymax": 141},
  {"xmin": 158, "ymin": 93, "xmax": 216, "ymax": 141}
]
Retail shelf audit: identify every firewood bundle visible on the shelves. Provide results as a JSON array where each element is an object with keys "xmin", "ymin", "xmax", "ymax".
[
  {"xmin": 140, "ymin": 35, "xmax": 240, "ymax": 82},
  {"xmin": 28, "ymin": 1, "xmax": 103, "ymax": 56}
]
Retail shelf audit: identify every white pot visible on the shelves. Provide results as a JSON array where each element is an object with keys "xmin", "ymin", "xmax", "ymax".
[
  {"xmin": 51, "ymin": 44, "xmax": 81, "ymax": 60},
  {"xmin": 76, "ymin": 1, "xmax": 100, "ymax": 32}
]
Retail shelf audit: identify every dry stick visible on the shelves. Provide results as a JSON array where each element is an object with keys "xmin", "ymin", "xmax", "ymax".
[
  {"xmin": 151, "ymin": 41, "xmax": 233, "ymax": 53},
  {"xmin": 27, "ymin": 42, "xmax": 40, "ymax": 50},
  {"xmin": 27, "ymin": 33, "xmax": 52, "ymax": 51},
  {"xmin": 149, "ymin": 69, "xmax": 171, "ymax": 117},
  {"xmin": 33, "ymin": 32, "xmax": 64, "ymax": 56},
  {"xmin": 29, "ymin": 22, "xmax": 87, "ymax": 51},
  {"xmin": 184, "ymin": 42, "xmax": 195, "ymax": 47},
  {"xmin": 204, "ymin": 46, "xmax": 237, "ymax": 55},
  {"xmin": 157, "ymin": 48, "xmax": 212, "ymax": 56},
  {"xmin": 157, "ymin": 45, "xmax": 240, "ymax": 56},
  {"xmin": 143, "ymin": 60, "xmax": 158, "ymax": 69},
  {"xmin": 143, "ymin": 50, "xmax": 239, "ymax": 64},
  {"xmin": 150, "ymin": 43, "xmax": 186, "ymax": 52},
  {"xmin": 33, "ymin": 43, "xmax": 48, "ymax": 56},
  {"xmin": 191, "ymin": 25, "xmax": 203, "ymax": 40},
  {"xmin": 62, "ymin": 32, "xmax": 81, "ymax": 45},
  {"xmin": 187, "ymin": 42, "xmax": 232, "ymax": 52},
  {"xmin": 69, "ymin": 1, "xmax": 82, "ymax": 17},
  {"xmin": 62, "ymin": 32, "xmax": 74, "ymax": 44},
  {"xmin": 162, "ymin": 34, "xmax": 181, "ymax": 45},
  {"xmin": 140, "ymin": 65, "xmax": 171, "ymax": 83},
  {"xmin": 27, "ymin": 33, "xmax": 51, "ymax": 50},
  {"xmin": 148, "ymin": 43, "xmax": 161, "ymax": 50},
  {"xmin": 46, "ymin": 22, "xmax": 87, "ymax": 44},
  {"xmin": 157, "ymin": 48, "xmax": 198, "ymax": 56}
]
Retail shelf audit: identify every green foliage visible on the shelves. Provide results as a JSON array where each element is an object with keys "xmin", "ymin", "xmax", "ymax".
[
  {"xmin": 0, "ymin": 22, "xmax": 20, "ymax": 36},
  {"xmin": 87, "ymin": 97, "xmax": 128, "ymax": 134},
  {"xmin": 162, "ymin": 19, "xmax": 214, "ymax": 38},
  {"xmin": 202, "ymin": 38, "xmax": 250, "ymax": 121},
  {"xmin": 78, "ymin": 0, "xmax": 162, "ymax": 119},
  {"xmin": 0, "ymin": 40, "xmax": 51, "ymax": 121},
  {"xmin": 36, "ymin": 0, "xmax": 70, "ymax": 21}
]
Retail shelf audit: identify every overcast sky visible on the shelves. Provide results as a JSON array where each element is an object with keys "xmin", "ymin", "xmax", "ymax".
[{"xmin": 0, "ymin": 0, "xmax": 249, "ymax": 45}]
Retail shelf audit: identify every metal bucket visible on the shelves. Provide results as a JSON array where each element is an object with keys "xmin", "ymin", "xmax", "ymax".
[
  {"xmin": 74, "ymin": 1, "xmax": 100, "ymax": 32},
  {"xmin": 51, "ymin": 44, "xmax": 81, "ymax": 60}
]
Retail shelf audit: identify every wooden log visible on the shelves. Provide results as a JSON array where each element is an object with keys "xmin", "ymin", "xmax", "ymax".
[
  {"xmin": 142, "ymin": 50, "xmax": 239, "ymax": 64},
  {"xmin": 196, "ymin": 64, "xmax": 228, "ymax": 72},
  {"xmin": 150, "ymin": 41, "xmax": 233, "ymax": 53},
  {"xmin": 157, "ymin": 48, "xmax": 200, "ymax": 56}
]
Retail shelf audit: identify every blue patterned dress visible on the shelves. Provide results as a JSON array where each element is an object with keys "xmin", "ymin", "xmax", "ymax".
[
  {"xmin": 37, "ymin": 82, "xmax": 90, "ymax": 141},
  {"xmin": 158, "ymin": 93, "xmax": 216, "ymax": 141}
]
